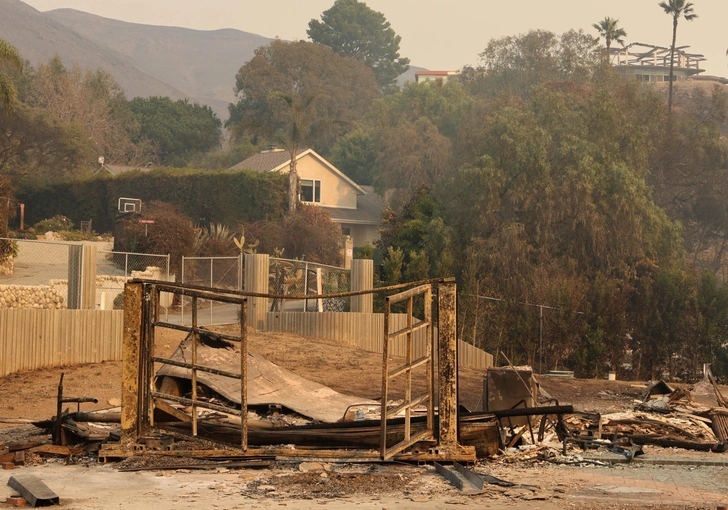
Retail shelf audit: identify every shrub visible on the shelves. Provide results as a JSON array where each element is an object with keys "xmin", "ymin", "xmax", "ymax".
[
  {"xmin": 17, "ymin": 168, "xmax": 287, "ymax": 233},
  {"xmin": 33, "ymin": 215, "xmax": 74, "ymax": 233},
  {"xmin": 0, "ymin": 239, "xmax": 18, "ymax": 263},
  {"xmin": 246, "ymin": 205, "xmax": 343, "ymax": 266},
  {"xmin": 195, "ymin": 223, "xmax": 239, "ymax": 257},
  {"xmin": 114, "ymin": 201, "xmax": 196, "ymax": 276}
]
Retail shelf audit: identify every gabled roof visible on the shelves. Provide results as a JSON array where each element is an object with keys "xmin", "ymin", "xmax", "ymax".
[
  {"xmin": 229, "ymin": 149, "xmax": 290, "ymax": 172},
  {"xmin": 230, "ymin": 148, "xmax": 366, "ymax": 195}
]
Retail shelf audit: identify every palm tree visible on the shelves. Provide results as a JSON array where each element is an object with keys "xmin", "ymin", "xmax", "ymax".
[
  {"xmin": 269, "ymin": 91, "xmax": 318, "ymax": 211},
  {"xmin": 592, "ymin": 17, "xmax": 627, "ymax": 55},
  {"xmin": 0, "ymin": 39, "xmax": 23, "ymax": 111},
  {"xmin": 659, "ymin": 0, "xmax": 698, "ymax": 113}
]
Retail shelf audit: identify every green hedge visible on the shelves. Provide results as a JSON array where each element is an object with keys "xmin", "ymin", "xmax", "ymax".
[{"xmin": 17, "ymin": 168, "xmax": 287, "ymax": 233}]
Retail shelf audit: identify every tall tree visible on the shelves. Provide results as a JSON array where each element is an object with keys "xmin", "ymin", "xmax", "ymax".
[
  {"xmin": 129, "ymin": 96, "xmax": 222, "ymax": 167},
  {"xmin": 227, "ymin": 40, "xmax": 379, "ymax": 210},
  {"xmin": 307, "ymin": 0, "xmax": 410, "ymax": 92},
  {"xmin": 0, "ymin": 40, "xmax": 22, "ymax": 111},
  {"xmin": 659, "ymin": 0, "xmax": 698, "ymax": 113},
  {"xmin": 592, "ymin": 17, "xmax": 627, "ymax": 54},
  {"xmin": 463, "ymin": 30, "xmax": 601, "ymax": 99},
  {"xmin": 29, "ymin": 57, "xmax": 146, "ymax": 165}
]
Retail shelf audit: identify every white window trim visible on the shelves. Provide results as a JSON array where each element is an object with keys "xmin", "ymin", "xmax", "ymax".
[{"xmin": 300, "ymin": 179, "xmax": 321, "ymax": 204}]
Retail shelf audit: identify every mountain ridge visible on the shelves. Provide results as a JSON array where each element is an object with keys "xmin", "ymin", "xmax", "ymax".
[
  {"xmin": 45, "ymin": 8, "xmax": 273, "ymax": 117},
  {"xmin": 0, "ymin": 0, "xmax": 196, "ymax": 107},
  {"xmin": 3, "ymin": 1, "xmax": 424, "ymax": 120}
]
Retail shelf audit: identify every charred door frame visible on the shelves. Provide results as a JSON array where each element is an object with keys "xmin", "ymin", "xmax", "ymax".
[
  {"xmin": 121, "ymin": 281, "xmax": 248, "ymax": 449},
  {"xmin": 380, "ymin": 284, "xmax": 434, "ymax": 460}
]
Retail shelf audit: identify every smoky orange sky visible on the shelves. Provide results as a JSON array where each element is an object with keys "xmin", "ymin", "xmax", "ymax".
[{"xmin": 21, "ymin": 0, "xmax": 728, "ymax": 77}]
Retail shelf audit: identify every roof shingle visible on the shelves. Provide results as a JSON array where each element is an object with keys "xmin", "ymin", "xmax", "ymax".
[{"xmin": 229, "ymin": 150, "xmax": 291, "ymax": 172}]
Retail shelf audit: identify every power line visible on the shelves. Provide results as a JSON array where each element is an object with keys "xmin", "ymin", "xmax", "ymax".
[{"xmin": 471, "ymin": 294, "xmax": 585, "ymax": 374}]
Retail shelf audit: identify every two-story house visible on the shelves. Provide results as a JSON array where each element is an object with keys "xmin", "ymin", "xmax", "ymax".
[{"xmin": 230, "ymin": 148, "xmax": 384, "ymax": 251}]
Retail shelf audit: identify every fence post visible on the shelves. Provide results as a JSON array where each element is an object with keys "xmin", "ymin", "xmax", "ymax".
[
  {"xmin": 181, "ymin": 257, "xmax": 186, "ymax": 325},
  {"xmin": 67, "ymin": 245, "xmax": 82, "ymax": 309},
  {"xmin": 304, "ymin": 262, "xmax": 309, "ymax": 312},
  {"xmin": 81, "ymin": 245, "xmax": 97, "ymax": 310},
  {"xmin": 67, "ymin": 244, "xmax": 96, "ymax": 309},
  {"xmin": 437, "ymin": 281, "xmax": 458, "ymax": 448},
  {"xmin": 315, "ymin": 268, "xmax": 323, "ymax": 312},
  {"xmin": 244, "ymin": 253, "xmax": 269, "ymax": 331},
  {"xmin": 238, "ymin": 254, "xmax": 243, "ymax": 291},
  {"xmin": 350, "ymin": 259, "xmax": 373, "ymax": 313},
  {"xmin": 121, "ymin": 281, "xmax": 143, "ymax": 444}
]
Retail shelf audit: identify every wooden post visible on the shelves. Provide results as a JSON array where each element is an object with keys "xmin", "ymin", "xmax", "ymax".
[
  {"xmin": 438, "ymin": 282, "xmax": 458, "ymax": 448},
  {"xmin": 121, "ymin": 282, "xmax": 143, "ymax": 445},
  {"xmin": 81, "ymin": 244, "xmax": 97, "ymax": 310},
  {"xmin": 67, "ymin": 244, "xmax": 97, "ymax": 309},
  {"xmin": 244, "ymin": 253, "xmax": 269, "ymax": 331},
  {"xmin": 67, "ymin": 246, "xmax": 82, "ymax": 309},
  {"xmin": 350, "ymin": 259, "xmax": 373, "ymax": 313}
]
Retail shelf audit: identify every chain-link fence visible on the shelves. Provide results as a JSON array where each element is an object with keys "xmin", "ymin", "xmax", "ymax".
[
  {"xmin": 0, "ymin": 238, "xmax": 171, "ymax": 313},
  {"xmin": 269, "ymin": 258, "xmax": 350, "ymax": 312},
  {"xmin": 173, "ymin": 255, "xmax": 351, "ymax": 326},
  {"xmin": 178, "ymin": 255, "xmax": 243, "ymax": 326},
  {"xmin": 96, "ymin": 250, "xmax": 170, "ymax": 311},
  {"xmin": 182, "ymin": 256, "xmax": 242, "ymax": 290},
  {"xmin": 0, "ymin": 238, "xmax": 91, "ymax": 310}
]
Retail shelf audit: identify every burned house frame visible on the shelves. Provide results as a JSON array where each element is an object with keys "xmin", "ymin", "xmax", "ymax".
[{"xmin": 115, "ymin": 278, "xmax": 480, "ymax": 462}]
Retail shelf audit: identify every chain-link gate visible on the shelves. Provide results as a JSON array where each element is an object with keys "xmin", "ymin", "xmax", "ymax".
[
  {"xmin": 179, "ymin": 256, "xmax": 243, "ymax": 326},
  {"xmin": 97, "ymin": 250, "xmax": 170, "ymax": 312},
  {"xmin": 268, "ymin": 258, "xmax": 350, "ymax": 312},
  {"xmin": 178, "ymin": 256, "xmax": 351, "ymax": 325}
]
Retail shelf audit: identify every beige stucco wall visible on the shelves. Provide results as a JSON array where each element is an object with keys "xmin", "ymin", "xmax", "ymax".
[
  {"xmin": 280, "ymin": 153, "xmax": 359, "ymax": 209},
  {"xmin": 342, "ymin": 224, "xmax": 380, "ymax": 248}
]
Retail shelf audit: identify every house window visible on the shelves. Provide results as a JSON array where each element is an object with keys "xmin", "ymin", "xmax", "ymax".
[{"xmin": 300, "ymin": 179, "xmax": 321, "ymax": 203}]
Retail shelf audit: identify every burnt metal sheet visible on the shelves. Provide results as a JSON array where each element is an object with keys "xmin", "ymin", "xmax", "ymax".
[
  {"xmin": 7, "ymin": 474, "xmax": 60, "ymax": 507},
  {"xmin": 434, "ymin": 462, "xmax": 482, "ymax": 495},
  {"xmin": 156, "ymin": 336, "xmax": 377, "ymax": 423}
]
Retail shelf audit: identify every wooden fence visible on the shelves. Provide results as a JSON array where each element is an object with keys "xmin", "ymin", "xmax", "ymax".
[
  {"xmin": 0, "ymin": 309, "xmax": 492, "ymax": 378},
  {"xmin": 266, "ymin": 311, "xmax": 493, "ymax": 370},
  {"xmin": 0, "ymin": 309, "xmax": 123, "ymax": 377}
]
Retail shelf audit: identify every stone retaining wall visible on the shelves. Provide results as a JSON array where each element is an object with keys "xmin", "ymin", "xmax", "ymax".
[
  {"xmin": 0, "ymin": 256, "xmax": 12, "ymax": 276},
  {"xmin": 0, "ymin": 284, "xmax": 66, "ymax": 309},
  {"xmin": 2, "ymin": 266, "xmax": 167, "ymax": 310}
]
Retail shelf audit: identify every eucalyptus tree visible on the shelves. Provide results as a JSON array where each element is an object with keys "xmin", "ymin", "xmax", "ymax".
[
  {"xmin": 308, "ymin": 0, "xmax": 410, "ymax": 92},
  {"xmin": 659, "ymin": 0, "xmax": 698, "ymax": 113},
  {"xmin": 592, "ymin": 17, "xmax": 627, "ymax": 54}
]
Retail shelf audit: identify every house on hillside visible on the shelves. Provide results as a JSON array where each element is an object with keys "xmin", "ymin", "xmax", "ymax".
[
  {"xmin": 230, "ymin": 148, "xmax": 384, "ymax": 252},
  {"xmin": 610, "ymin": 43, "xmax": 706, "ymax": 83},
  {"xmin": 415, "ymin": 70, "xmax": 460, "ymax": 84}
]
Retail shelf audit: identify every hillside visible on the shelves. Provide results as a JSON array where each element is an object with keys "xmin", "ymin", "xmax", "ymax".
[
  {"xmin": 0, "ymin": 0, "xmax": 193, "ymax": 107},
  {"xmin": 3, "ymin": 0, "xmax": 422, "ymax": 120},
  {"xmin": 45, "ymin": 8, "xmax": 273, "ymax": 118}
]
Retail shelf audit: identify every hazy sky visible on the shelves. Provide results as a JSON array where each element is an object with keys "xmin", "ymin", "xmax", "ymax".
[{"xmin": 22, "ymin": 0, "xmax": 728, "ymax": 77}]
